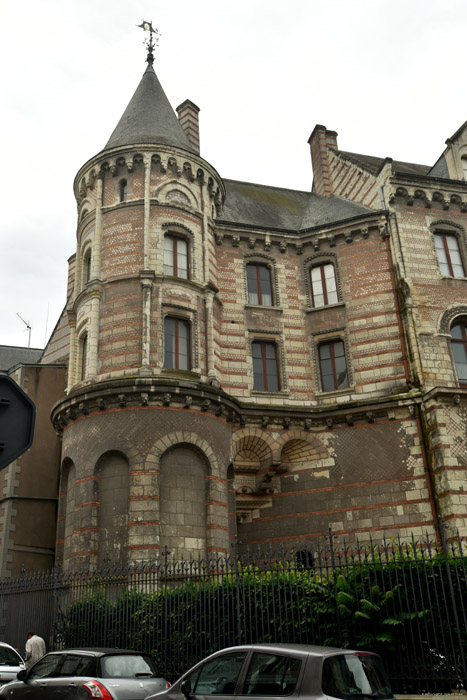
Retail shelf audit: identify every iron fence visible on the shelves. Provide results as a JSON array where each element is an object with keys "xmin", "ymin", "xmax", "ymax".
[{"xmin": 0, "ymin": 530, "xmax": 466, "ymax": 694}]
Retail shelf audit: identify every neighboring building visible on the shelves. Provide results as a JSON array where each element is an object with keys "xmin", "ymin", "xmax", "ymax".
[{"xmin": 2, "ymin": 45, "xmax": 466, "ymax": 573}]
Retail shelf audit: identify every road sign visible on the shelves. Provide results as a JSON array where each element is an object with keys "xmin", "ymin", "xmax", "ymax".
[{"xmin": 0, "ymin": 375, "xmax": 36, "ymax": 470}]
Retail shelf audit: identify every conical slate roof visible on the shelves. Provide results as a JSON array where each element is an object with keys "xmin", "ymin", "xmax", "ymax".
[{"xmin": 104, "ymin": 63, "xmax": 195, "ymax": 153}]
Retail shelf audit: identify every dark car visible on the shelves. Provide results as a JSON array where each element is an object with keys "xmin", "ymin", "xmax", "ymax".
[
  {"xmin": 0, "ymin": 648, "xmax": 169, "ymax": 700},
  {"xmin": 145, "ymin": 643, "xmax": 395, "ymax": 700},
  {"xmin": 0, "ymin": 643, "xmax": 26, "ymax": 686}
]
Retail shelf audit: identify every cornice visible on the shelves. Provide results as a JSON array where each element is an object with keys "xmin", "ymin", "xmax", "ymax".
[{"xmin": 388, "ymin": 179, "xmax": 467, "ymax": 212}]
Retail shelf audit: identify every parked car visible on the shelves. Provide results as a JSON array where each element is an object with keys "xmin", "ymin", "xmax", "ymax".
[
  {"xmin": 0, "ymin": 648, "xmax": 169, "ymax": 700},
  {"xmin": 0, "ymin": 643, "xmax": 25, "ymax": 686},
  {"xmin": 145, "ymin": 643, "xmax": 395, "ymax": 700}
]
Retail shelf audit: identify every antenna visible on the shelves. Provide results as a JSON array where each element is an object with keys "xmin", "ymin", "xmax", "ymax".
[{"xmin": 16, "ymin": 313, "xmax": 32, "ymax": 350}]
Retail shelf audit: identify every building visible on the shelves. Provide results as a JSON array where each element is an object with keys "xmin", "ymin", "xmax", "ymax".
[{"xmin": 2, "ymin": 43, "xmax": 466, "ymax": 574}]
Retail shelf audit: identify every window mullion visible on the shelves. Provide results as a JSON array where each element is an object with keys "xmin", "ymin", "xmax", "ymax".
[
  {"xmin": 261, "ymin": 343, "xmax": 268, "ymax": 391},
  {"xmin": 256, "ymin": 266, "xmax": 262, "ymax": 305},
  {"xmin": 320, "ymin": 265, "xmax": 328, "ymax": 305},
  {"xmin": 174, "ymin": 320, "xmax": 179, "ymax": 369},
  {"xmin": 330, "ymin": 343, "xmax": 338, "ymax": 390},
  {"xmin": 442, "ymin": 235, "xmax": 454, "ymax": 276}
]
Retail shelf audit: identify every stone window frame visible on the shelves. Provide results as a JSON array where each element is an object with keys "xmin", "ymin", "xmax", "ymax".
[
  {"xmin": 119, "ymin": 178, "xmax": 127, "ymax": 203},
  {"xmin": 81, "ymin": 243, "xmax": 92, "ymax": 290},
  {"xmin": 161, "ymin": 222, "xmax": 195, "ymax": 281},
  {"xmin": 78, "ymin": 330, "xmax": 88, "ymax": 382},
  {"xmin": 244, "ymin": 253, "xmax": 280, "ymax": 308},
  {"xmin": 311, "ymin": 327, "xmax": 353, "ymax": 394},
  {"xmin": 248, "ymin": 329, "xmax": 288, "ymax": 394},
  {"xmin": 303, "ymin": 252, "xmax": 343, "ymax": 310},
  {"xmin": 439, "ymin": 306, "xmax": 467, "ymax": 388},
  {"xmin": 161, "ymin": 303, "xmax": 199, "ymax": 372},
  {"xmin": 430, "ymin": 220, "xmax": 467, "ymax": 280}
]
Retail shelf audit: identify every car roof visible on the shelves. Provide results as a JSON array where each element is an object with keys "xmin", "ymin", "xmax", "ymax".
[
  {"xmin": 212, "ymin": 643, "xmax": 367, "ymax": 658},
  {"xmin": 46, "ymin": 648, "xmax": 148, "ymax": 657},
  {"xmin": 0, "ymin": 642, "xmax": 20, "ymax": 652}
]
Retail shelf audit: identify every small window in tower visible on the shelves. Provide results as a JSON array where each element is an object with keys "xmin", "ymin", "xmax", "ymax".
[
  {"xmin": 462, "ymin": 158, "xmax": 467, "ymax": 180},
  {"xmin": 80, "ymin": 334, "xmax": 88, "ymax": 381},
  {"xmin": 119, "ymin": 179, "xmax": 127, "ymax": 203},
  {"xmin": 83, "ymin": 249, "xmax": 92, "ymax": 285},
  {"xmin": 164, "ymin": 235, "xmax": 189, "ymax": 279},
  {"xmin": 164, "ymin": 317, "xmax": 190, "ymax": 370}
]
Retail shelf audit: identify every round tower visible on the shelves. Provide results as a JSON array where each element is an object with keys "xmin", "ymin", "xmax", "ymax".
[{"xmin": 52, "ymin": 47, "xmax": 236, "ymax": 569}]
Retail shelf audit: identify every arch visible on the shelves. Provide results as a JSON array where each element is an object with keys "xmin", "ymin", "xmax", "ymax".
[
  {"xmin": 147, "ymin": 431, "xmax": 219, "ymax": 474},
  {"xmin": 439, "ymin": 306, "xmax": 467, "ymax": 335},
  {"xmin": 231, "ymin": 430, "xmax": 274, "ymax": 469},
  {"xmin": 280, "ymin": 437, "xmax": 329, "ymax": 472},
  {"xmin": 159, "ymin": 443, "xmax": 209, "ymax": 558},
  {"xmin": 155, "ymin": 180, "xmax": 199, "ymax": 209},
  {"xmin": 95, "ymin": 450, "xmax": 129, "ymax": 567}
]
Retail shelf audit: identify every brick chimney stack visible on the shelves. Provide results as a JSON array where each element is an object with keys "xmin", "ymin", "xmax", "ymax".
[
  {"xmin": 308, "ymin": 125, "xmax": 338, "ymax": 196},
  {"xmin": 176, "ymin": 100, "xmax": 200, "ymax": 155}
]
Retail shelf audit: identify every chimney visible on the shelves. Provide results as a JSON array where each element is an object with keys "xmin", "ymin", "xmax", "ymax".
[
  {"xmin": 176, "ymin": 99, "xmax": 200, "ymax": 155},
  {"xmin": 308, "ymin": 125, "xmax": 338, "ymax": 196}
]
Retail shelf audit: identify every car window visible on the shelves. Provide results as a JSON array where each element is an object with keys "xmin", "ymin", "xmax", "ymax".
[
  {"xmin": 29, "ymin": 655, "xmax": 63, "ymax": 679},
  {"xmin": 56, "ymin": 654, "xmax": 95, "ymax": 677},
  {"xmin": 0, "ymin": 647, "xmax": 22, "ymax": 665},
  {"xmin": 187, "ymin": 651, "xmax": 248, "ymax": 695},
  {"xmin": 322, "ymin": 653, "xmax": 393, "ymax": 700},
  {"xmin": 241, "ymin": 652, "xmax": 301, "ymax": 695},
  {"xmin": 100, "ymin": 655, "xmax": 158, "ymax": 678}
]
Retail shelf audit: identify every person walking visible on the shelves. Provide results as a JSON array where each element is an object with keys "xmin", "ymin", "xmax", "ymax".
[{"xmin": 24, "ymin": 632, "xmax": 46, "ymax": 669}]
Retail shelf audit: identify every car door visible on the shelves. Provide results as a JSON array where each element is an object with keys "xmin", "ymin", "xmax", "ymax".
[
  {"xmin": 1, "ymin": 654, "xmax": 64, "ymax": 700},
  {"xmin": 42, "ymin": 653, "xmax": 96, "ymax": 700},
  {"xmin": 234, "ymin": 651, "xmax": 304, "ymax": 700},
  {"xmin": 174, "ymin": 651, "xmax": 249, "ymax": 700}
]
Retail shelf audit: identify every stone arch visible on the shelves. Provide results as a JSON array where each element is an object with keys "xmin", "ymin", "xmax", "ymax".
[
  {"xmin": 231, "ymin": 429, "xmax": 274, "ymax": 471},
  {"xmin": 280, "ymin": 435, "xmax": 329, "ymax": 473},
  {"xmin": 439, "ymin": 305, "xmax": 467, "ymax": 335},
  {"xmin": 155, "ymin": 180, "xmax": 199, "ymax": 209},
  {"xmin": 147, "ymin": 431, "xmax": 219, "ymax": 474},
  {"xmin": 95, "ymin": 450, "xmax": 130, "ymax": 567}
]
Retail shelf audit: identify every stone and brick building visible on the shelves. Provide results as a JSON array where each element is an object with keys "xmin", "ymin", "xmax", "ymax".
[{"xmin": 1, "ymin": 44, "xmax": 467, "ymax": 574}]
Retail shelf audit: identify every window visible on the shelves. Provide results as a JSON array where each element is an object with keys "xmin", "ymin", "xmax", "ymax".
[
  {"xmin": 186, "ymin": 651, "xmax": 247, "ymax": 695},
  {"xmin": 451, "ymin": 323, "xmax": 467, "ymax": 387},
  {"xmin": 164, "ymin": 235, "xmax": 188, "ymax": 279},
  {"xmin": 242, "ymin": 652, "xmax": 302, "ymax": 696},
  {"xmin": 164, "ymin": 317, "xmax": 190, "ymax": 370},
  {"xmin": 434, "ymin": 233, "xmax": 465, "ymax": 277},
  {"xmin": 80, "ymin": 335, "xmax": 88, "ymax": 380},
  {"xmin": 119, "ymin": 179, "xmax": 127, "ymax": 202},
  {"xmin": 247, "ymin": 263, "xmax": 273, "ymax": 306},
  {"xmin": 252, "ymin": 341, "xmax": 279, "ymax": 391},
  {"xmin": 319, "ymin": 340, "xmax": 349, "ymax": 391},
  {"xmin": 310, "ymin": 263, "xmax": 338, "ymax": 307},
  {"xmin": 83, "ymin": 249, "xmax": 92, "ymax": 285},
  {"xmin": 29, "ymin": 654, "xmax": 64, "ymax": 679},
  {"xmin": 462, "ymin": 157, "xmax": 467, "ymax": 180}
]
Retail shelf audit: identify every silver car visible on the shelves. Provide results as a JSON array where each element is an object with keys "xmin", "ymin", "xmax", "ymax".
[
  {"xmin": 0, "ymin": 643, "xmax": 26, "ymax": 686},
  {"xmin": 145, "ymin": 643, "xmax": 394, "ymax": 700},
  {"xmin": 0, "ymin": 648, "xmax": 169, "ymax": 700}
]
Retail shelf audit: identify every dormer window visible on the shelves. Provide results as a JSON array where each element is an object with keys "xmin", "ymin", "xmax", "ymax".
[{"xmin": 119, "ymin": 179, "xmax": 127, "ymax": 203}]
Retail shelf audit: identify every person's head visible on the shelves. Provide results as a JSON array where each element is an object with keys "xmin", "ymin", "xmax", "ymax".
[{"xmin": 27, "ymin": 632, "xmax": 35, "ymax": 639}]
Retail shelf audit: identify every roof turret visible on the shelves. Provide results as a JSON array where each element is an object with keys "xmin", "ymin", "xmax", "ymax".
[{"xmin": 103, "ymin": 62, "xmax": 195, "ymax": 153}]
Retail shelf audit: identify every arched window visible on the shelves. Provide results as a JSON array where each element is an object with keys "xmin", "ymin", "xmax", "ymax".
[
  {"xmin": 247, "ymin": 263, "xmax": 273, "ymax": 306},
  {"xmin": 451, "ymin": 322, "xmax": 467, "ymax": 387},
  {"xmin": 318, "ymin": 339, "xmax": 349, "ymax": 391},
  {"xmin": 119, "ymin": 179, "xmax": 127, "ymax": 203},
  {"xmin": 434, "ymin": 233, "xmax": 465, "ymax": 277},
  {"xmin": 83, "ymin": 249, "xmax": 92, "ymax": 285},
  {"xmin": 164, "ymin": 235, "xmax": 188, "ymax": 279},
  {"xmin": 252, "ymin": 340, "xmax": 279, "ymax": 391},
  {"xmin": 310, "ymin": 263, "xmax": 338, "ymax": 307},
  {"xmin": 164, "ymin": 317, "xmax": 190, "ymax": 370}
]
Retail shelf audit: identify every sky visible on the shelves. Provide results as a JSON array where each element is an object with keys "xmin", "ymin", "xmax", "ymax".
[{"xmin": 1, "ymin": 0, "xmax": 466, "ymax": 350}]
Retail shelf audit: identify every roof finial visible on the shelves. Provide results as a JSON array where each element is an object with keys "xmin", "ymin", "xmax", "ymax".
[{"xmin": 137, "ymin": 20, "xmax": 160, "ymax": 65}]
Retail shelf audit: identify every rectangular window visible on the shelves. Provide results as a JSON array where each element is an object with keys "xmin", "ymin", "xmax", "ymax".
[
  {"xmin": 247, "ymin": 264, "xmax": 273, "ymax": 306},
  {"xmin": 252, "ymin": 341, "xmax": 279, "ymax": 391},
  {"xmin": 164, "ymin": 236, "xmax": 188, "ymax": 278},
  {"xmin": 434, "ymin": 233, "xmax": 465, "ymax": 277},
  {"xmin": 319, "ymin": 340, "xmax": 349, "ymax": 391},
  {"xmin": 164, "ymin": 317, "xmax": 190, "ymax": 370},
  {"xmin": 311, "ymin": 263, "xmax": 338, "ymax": 307}
]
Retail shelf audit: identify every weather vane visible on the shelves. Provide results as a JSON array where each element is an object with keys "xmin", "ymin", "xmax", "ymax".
[{"xmin": 137, "ymin": 20, "xmax": 160, "ymax": 64}]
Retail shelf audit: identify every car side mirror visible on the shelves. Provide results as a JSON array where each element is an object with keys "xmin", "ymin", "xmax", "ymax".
[
  {"xmin": 180, "ymin": 679, "xmax": 192, "ymax": 699},
  {"xmin": 17, "ymin": 670, "xmax": 28, "ymax": 682}
]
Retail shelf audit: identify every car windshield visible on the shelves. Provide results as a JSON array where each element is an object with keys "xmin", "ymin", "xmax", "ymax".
[
  {"xmin": 0, "ymin": 647, "xmax": 22, "ymax": 665},
  {"xmin": 322, "ymin": 653, "xmax": 393, "ymax": 700},
  {"xmin": 100, "ymin": 654, "xmax": 158, "ymax": 678}
]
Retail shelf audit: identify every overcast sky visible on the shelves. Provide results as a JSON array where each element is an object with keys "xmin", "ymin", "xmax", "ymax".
[{"xmin": 1, "ymin": 0, "xmax": 466, "ymax": 350}]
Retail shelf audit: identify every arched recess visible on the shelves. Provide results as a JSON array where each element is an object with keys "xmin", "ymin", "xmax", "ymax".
[
  {"xmin": 61, "ymin": 458, "xmax": 76, "ymax": 567},
  {"xmin": 96, "ymin": 451, "xmax": 129, "ymax": 567},
  {"xmin": 159, "ymin": 443, "xmax": 209, "ymax": 559},
  {"xmin": 280, "ymin": 437, "xmax": 329, "ymax": 473}
]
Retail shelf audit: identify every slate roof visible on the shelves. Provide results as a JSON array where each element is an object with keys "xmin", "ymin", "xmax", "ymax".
[
  {"xmin": 0, "ymin": 346, "xmax": 43, "ymax": 372},
  {"xmin": 220, "ymin": 180, "xmax": 374, "ymax": 232},
  {"xmin": 103, "ymin": 64, "xmax": 195, "ymax": 153},
  {"xmin": 338, "ymin": 150, "xmax": 431, "ymax": 177}
]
